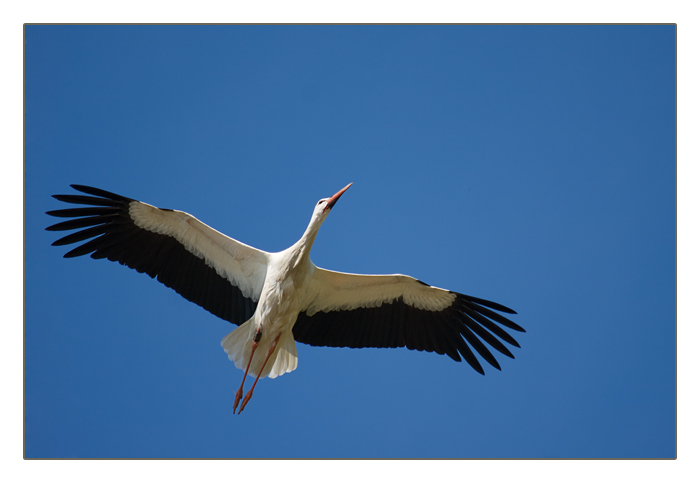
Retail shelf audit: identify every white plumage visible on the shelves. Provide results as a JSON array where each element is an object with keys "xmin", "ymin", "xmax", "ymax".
[{"xmin": 47, "ymin": 183, "xmax": 524, "ymax": 414}]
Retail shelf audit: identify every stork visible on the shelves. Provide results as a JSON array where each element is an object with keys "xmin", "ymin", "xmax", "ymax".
[{"xmin": 47, "ymin": 184, "xmax": 524, "ymax": 414}]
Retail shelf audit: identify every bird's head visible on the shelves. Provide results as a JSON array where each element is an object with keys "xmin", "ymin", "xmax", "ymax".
[
  {"xmin": 313, "ymin": 183, "xmax": 352, "ymax": 220},
  {"xmin": 300, "ymin": 183, "xmax": 352, "ymax": 246}
]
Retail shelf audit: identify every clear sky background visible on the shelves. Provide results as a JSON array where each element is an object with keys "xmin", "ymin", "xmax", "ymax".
[{"xmin": 24, "ymin": 25, "xmax": 675, "ymax": 459}]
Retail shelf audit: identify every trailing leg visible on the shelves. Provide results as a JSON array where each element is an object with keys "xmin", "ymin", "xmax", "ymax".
[
  {"xmin": 238, "ymin": 333, "xmax": 281, "ymax": 414},
  {"xmin": 232, "ymin": 329, "xmax": 262, "ymax": 414}
]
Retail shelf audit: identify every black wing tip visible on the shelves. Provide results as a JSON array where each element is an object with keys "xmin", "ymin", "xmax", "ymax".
[
  {"xmin": 71, "ymin": 184, "xmax": 134, "ymax": 201},
  {"xmin": 63, "ymin": 251, "xmax": 83, "ymax": 258},
  {"xmin": 456, "ymin": 295, "xmax": 525, "ymax": 332},
  {"xmin": 69, "ymin": 184, "xmax": 101, "ymax": 194},
  {"xmin": 454, "ymin": 293, "xmax": 516, "ymax": 314},
  {"xmin": 69, "ymin": 184, "xmax": 97, "ymax": 192},
  {"xmin": 50, "ymin": 185, "xmax": 133, "ymax": 204}
]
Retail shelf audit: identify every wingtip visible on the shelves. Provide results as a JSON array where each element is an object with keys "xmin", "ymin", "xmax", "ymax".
[
  {"xmin": 468, "ymin": 359, "xmax": 485, "ymax": 375},
  {"xmin": 70, "ymin": 184, "xmax": 94, "ymax": 193}
]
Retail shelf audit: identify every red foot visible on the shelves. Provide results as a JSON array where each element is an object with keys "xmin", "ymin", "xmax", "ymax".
[
  {"xmin": 233, "ymin": 387, "xmax": 243, "ymax": 414},
  {"xmin": 238, "ymin": 389, "xmax": 254, "ymax": 414}
]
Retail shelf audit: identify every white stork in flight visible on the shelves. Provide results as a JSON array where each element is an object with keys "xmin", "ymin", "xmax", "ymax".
[{"xmin": 47, "ymin": 184, "xmax": 524, "ymax": 414}]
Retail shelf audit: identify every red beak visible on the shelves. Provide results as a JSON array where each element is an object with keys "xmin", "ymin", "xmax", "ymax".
[{"xmin": 325, "ymin": 183, "xmax": 352, "ymax": 211}]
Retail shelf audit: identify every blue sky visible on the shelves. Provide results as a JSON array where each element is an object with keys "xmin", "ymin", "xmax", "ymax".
[{"xmin": 24, "ymin": 25, "xmax": 675, "ymax": 459}]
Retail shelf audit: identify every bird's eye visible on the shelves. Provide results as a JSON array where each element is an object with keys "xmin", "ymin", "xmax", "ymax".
[{"xmin": 317, "ymin": 200, "xmax": 324, "ymax": 205}]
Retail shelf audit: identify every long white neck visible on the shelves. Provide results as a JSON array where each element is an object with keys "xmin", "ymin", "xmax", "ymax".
[{"xmin": 288, "ymin": 210, "xmax": 326, "ymax": 265}]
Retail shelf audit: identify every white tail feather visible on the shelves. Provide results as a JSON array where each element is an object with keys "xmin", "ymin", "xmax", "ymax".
[
  {"xmin": 221, "ymin": 321, "xmax": 298, "ymax": 379},
  {"xmin": 268, "ymin": 332, "xmax": 298, "ymax": 379}
]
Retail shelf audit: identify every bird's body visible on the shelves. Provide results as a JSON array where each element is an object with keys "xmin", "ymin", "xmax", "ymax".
[
  {"xmin": 47, "ymin": 183, "xmax": 524, "ymax": 413},
  {"xmin": 224, "ymin": 247, "xmax": 314, "ymax": 380}
]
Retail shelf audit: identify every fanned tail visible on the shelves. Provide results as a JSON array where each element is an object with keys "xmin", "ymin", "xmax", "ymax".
[{"xmin": 221, "ymin": 321, "xmax": 298, "ymax": 379}]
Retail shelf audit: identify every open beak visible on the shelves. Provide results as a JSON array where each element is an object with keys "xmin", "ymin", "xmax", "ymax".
[{"xmin": 325, "ymin": 183, "xmax": 352, "ymax": 211}]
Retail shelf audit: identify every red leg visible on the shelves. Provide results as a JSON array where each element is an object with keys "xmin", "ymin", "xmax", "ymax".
[
  {"xmin": 238, "ymin": 334, "xmax": 281, "ymax": 414},
  {"xmin": 233, "ymin": 330, "xmax": 261, "ymax": 414}
]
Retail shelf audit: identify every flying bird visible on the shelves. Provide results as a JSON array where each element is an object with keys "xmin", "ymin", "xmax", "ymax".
[{"xmin": 47, "ymin": 184, "xmax": 524, "ymax": 414}]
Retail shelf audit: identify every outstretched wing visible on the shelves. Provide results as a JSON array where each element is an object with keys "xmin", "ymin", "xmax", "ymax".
[
  {"xmin": 293, "ymin": 267, "xmax": 524, "ymax": 374},
  {"xmin": 46, "ymin": 185, "xmax": 269, "ymax": 325}
]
